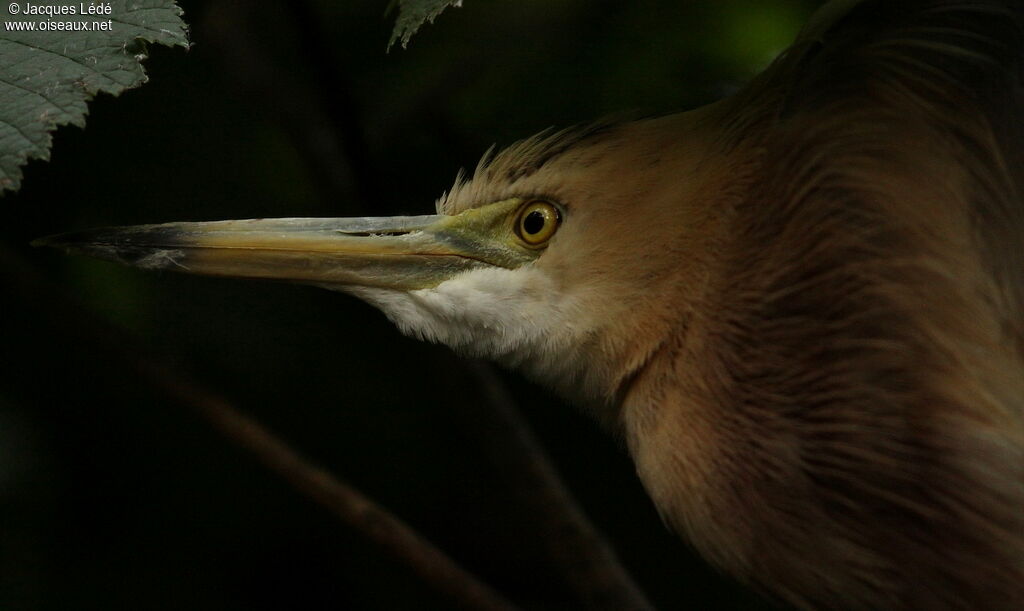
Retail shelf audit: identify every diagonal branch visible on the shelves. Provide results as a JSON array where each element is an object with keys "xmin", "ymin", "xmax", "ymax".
[
  {"xmin": 0, "ymin": 245, "xmax": 518, "ymax": 611},
  {"xmin": 458, "ymin": 361, "xmax": 655, "ymax": 610}
]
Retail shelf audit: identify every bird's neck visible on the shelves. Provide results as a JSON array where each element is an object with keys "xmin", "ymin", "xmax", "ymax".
[{"xmin": 566, "ymin": 114, "xmax": 755, "ymax": 425}]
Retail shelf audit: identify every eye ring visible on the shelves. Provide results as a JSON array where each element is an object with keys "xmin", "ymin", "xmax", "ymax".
[{"xmin": 515, "ymin": 200, "xmax": 562, "ymax": 247}]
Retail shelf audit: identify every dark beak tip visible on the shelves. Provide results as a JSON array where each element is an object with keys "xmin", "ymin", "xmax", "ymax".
[
  {"xmin": 29, "ymin": 231, "xmax": 133, "ymax": 265},
  {"xmin": 31, "ymin": 232, "xmax": 90, "ymax": 252}
]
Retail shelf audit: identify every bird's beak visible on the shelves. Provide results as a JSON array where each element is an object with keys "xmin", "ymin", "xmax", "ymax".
[{"xmin": 34, "ymin": 199, "xmax": 537, "ymax": 291}]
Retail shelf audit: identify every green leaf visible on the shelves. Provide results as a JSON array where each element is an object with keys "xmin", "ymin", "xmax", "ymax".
[
  {"xmin": 0, "ymin": 0, "xmax": 189, "ymax": 194},
  {"xmin": 388, "ymin": 0, "xmax": 462, "ymax": 50}
]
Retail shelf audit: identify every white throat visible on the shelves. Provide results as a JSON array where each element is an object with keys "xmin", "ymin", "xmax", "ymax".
[{"xmin": 339, "ymin": 266, "xmax": 602, "ymax": 402}]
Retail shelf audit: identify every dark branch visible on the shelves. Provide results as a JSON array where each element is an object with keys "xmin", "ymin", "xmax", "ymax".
[
  {"xmin": 457, "ymin": 361, "xmax": 655, "ymax": 611},
  {"xmin": 0, "ymin": 246, "xmax": 518, "ymax": 611}
]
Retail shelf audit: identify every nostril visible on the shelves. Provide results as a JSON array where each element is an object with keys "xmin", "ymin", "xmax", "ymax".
[{"xmin": 335, "ymin": 231, "xmax": 412, "ymax": 237}]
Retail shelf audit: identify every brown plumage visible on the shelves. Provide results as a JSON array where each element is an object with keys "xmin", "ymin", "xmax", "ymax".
[
  {"xmin": 441, "ymin": 1, "xmax": 1024, "ymax": 606},
  {"xmin": 40, "ymin": 0, "xmax": 1024, "ymax": 607}
]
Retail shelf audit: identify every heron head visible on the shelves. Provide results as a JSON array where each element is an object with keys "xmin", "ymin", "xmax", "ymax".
[{"xmin": 36, "ymin": 111, "xmax": 735, "ymax": 413}]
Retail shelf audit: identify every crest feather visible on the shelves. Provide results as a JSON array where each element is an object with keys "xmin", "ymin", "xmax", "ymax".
[{"xmin": 436, "ymin": 120, "xmax": 623, "ymax": 215}]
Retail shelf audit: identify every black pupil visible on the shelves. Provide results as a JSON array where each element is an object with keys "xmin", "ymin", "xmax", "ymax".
[{"xmin": 523, "ymin": 210, "xmax": 547, "ymax": 235}]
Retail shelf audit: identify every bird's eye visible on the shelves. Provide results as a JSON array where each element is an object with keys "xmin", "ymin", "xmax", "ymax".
[{"xmin": 515, "ymin": 201, "xmax": 561, "ymax": 246}]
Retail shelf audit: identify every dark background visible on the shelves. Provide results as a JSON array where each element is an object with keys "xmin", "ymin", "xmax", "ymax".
[{"xmin": 2, "ymin": 1, "xmax": 819, "ymax": 608}]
